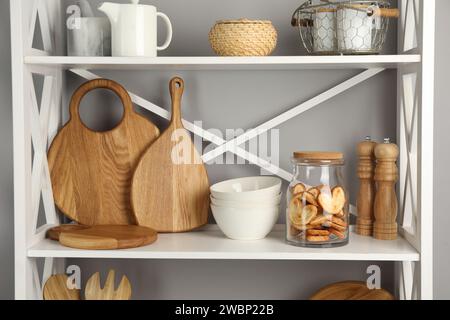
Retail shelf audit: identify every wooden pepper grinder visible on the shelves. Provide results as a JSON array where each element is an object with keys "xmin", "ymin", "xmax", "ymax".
[
  {"xmin": 373, "ymin": 138, "xmax": 399, "ymax": 240},
  {"xmin": 356, "ymin": 136, "xmax": 377, "ymax": 236}
]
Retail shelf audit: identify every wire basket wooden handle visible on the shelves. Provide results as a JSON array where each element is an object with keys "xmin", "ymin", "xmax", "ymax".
[{"xmin": 371, "ymin": 8, "xmax": 400, "ymax": 18}]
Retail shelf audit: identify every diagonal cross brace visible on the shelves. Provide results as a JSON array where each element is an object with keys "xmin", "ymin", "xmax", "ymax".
[
  {"xmin": 202, "ymin": 68, "xmax": 385, "ymax": 163},
  {"xmin": 70, "ymin": 69, "xmax": 293, "ymax": 181}
]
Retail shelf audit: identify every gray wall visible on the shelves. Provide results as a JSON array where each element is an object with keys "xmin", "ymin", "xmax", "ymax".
[
  {"xmin": 0, "ymin": 0, "xmax": 447, "ymax": 299},
  {"xmin": 434, "ymin": 0, "xmax": 450, "ymax": 300},
  {"xmin": 0, "ymin": 0, "xmax": 14, "ymax": 300}
]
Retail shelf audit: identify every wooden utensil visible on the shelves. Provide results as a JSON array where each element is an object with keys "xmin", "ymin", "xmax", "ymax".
[
  {"xmin": 131, "ymin": 77, "xmax": 210, "ymax": 232},
  {"xmin": 85, "ymin": 270, "xmax": 131, "ymax": 300},
  {"xmin": 46, "ymin": 224, "xmax": 89, "ymax": 241},
  {"xmin": 373, "ymin": 138, "xmax": 399, "ymax": 240},
  {"xmin": 310, "ymin": 281, "xmax": 395, "ymax": 300},
  {"xmin": 48, "ymin": 79, "xmax": 160, "ymax": 226},
  {"xmin": 43, "ymin": 274, "xmax": 81, "ymax": 300},
  {"xmin": 356, "ymin": 136, "xmax": 376, "ymax": 236},
  {"xmin": 58, "ymin": 225, "xmax": 157, "ymax": 250}
]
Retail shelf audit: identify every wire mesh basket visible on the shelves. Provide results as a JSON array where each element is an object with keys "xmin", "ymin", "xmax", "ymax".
[{"xmin": 291, "ymin": 0, "xmax": 399, "ymax": 55}]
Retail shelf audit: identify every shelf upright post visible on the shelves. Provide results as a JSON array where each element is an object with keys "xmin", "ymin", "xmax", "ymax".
[
  {"xmin": 397, "ymin": 0, "xmax": 435, "ymax": 300},
  {"xmin": 10, "ymin": 0, "xmax": 35, "ymax": 299},
  {"xmin": 11, "ymin": 0, "xmax": 66, "ymax": 299},
  {"xmin": 418, "ymin": 0, "xmax": 435, "ymax": 300}
]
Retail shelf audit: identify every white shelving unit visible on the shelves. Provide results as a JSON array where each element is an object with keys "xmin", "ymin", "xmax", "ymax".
[
  {"xmin": 25, "ymin": 55, "xmax": 421, "ymax": 70},
  {"xmin": 28, "ymin": 226, "xmax": 419, "ymax": 261},
  {"xmin": 10, "ymin": 0, "xmax": 435, "ymax": 300}
]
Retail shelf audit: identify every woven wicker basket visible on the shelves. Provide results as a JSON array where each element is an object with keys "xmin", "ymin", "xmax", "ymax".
[{"xmin": 209, "ymin": 19, "xmax": 278, "ymax": 56}]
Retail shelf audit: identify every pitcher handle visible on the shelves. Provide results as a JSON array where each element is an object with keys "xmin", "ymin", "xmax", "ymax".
[{"xmin": 157, "ymin": 12, "xmax": 173, "ymax": 51}]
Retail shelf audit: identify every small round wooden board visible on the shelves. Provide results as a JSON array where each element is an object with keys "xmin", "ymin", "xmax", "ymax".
[
  {"xmin": 43, "ymin": 274, "xmax": 81, "ymax": 300},
  {"xmin": 310, "ymin": 281, "xmax": 395, "ymax": 300},
  {"xmin": 46, "ymin": 224, "xmax": 88, "ymax": 241},
  {"xmin": 58, "ymin": 225, "xmax": 158, "ymax": 250}
]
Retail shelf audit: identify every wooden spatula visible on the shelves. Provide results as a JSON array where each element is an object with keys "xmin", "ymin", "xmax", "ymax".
[
  {"xmin": 43, "ymin": 274, "xmax": 81, "ymax": 300},
  {"xmin": 131, "ymin": 77, "xmax": 210, "ymax": 232},
  {"xmin": 85, "ymin": 270, "xmax": 131, "ymax": 300}
]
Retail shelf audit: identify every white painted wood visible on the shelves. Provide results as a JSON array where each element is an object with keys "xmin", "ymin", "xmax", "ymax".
[
  {"xmin": 402, "ymin": 261, "xmax": 414, "ymax": 300},
  {"xmin": 403, "ymin": 0, "xmax": 418, "ymax": 52},
  {"xmin": 24, "ymin": 55, "xmax": 421, "ymax": 70},
  {"xmin": 400, "ymin": 72, "xmax": 418, "ymax": 232},
  {"xmin": 419, "ymin": 0, "xmax": 435, "ymax": 300},
  {"xmin": 11, "ymin": 0, "xmax": 37, "ymax": 300},
  {"xmin": 28, "ymin": 226, "xmax": 419, "ymax": 261},
  {"xmin": 42, "ymin": 257, "xmax": 54, "ymax": 291},
  {"xmin": 28, "ymin": 72, "xmax": 58, "ymax": 231},
  {"xmin": 31, "ymin": 259, "xmax": 42, "ymax": 300},
  {"xmin": 37, "ymin": 0, "xmax": 53, "ymax": 53},
  {"xmin": 26, "ymin": 48, "xmax": 50, "ymax": 57},
  {"xmin": 71, "ymin": 69, "xmax": 294, "ymax": 181},
  {"xmin": 203, "ymin": 68, "xmax": 385, "ymax": 163},
  {"xmin": 27, "ymin": 0, "xmax": 39, "ymax": 50}
]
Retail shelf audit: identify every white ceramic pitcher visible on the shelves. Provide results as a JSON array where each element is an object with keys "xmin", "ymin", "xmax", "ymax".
[{"xmin": 99, "ymin": 0, "xmax": 173, "ymax": 57}]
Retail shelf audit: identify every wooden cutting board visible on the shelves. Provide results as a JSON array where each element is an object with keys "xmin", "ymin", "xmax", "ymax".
[
  {"xmin": 48, "ymin": 79, "xmax": 160, "ymax": 226},
  {"xmin": 58, "ymin": 225, "xmax": 157, "ymax": 250},
  {"xmin": 46, "ymin": 224, "xmax": 88, "ymax": 241},
  {"xmin": 131, "ymin": 77, "xmax": 210, "ymax": 232},
  {"xmin": 43, "ymin": 274, "xmax": 81, "ymax": 300},
  {"xmin": 310, "ymin": 281, "xmax": 395, "ymax": 300}
]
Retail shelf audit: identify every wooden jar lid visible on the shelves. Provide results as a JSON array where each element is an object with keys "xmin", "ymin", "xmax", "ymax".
[{"xmin": 293, "ymin": 151, "xmax": 344, "ymax": 160}]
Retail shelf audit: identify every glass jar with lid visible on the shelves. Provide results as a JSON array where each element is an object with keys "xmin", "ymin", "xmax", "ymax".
[{"xmin": 286, "ymin": 151, "xmax": 349, "ymax": 248}]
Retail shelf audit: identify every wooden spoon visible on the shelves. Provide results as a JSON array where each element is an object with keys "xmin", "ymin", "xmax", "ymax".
[{"xmin": 85, "ymin": 270, "xmax": 132, "ymax": 300}]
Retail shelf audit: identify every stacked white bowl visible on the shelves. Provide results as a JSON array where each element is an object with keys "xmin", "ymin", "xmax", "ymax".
[{"xmin": 210, "ymin": 176, "xmax": 282, "ymax": 240}]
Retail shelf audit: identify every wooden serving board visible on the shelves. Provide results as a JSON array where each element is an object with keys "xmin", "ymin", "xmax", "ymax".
[
  {"xmin": 58, "ymin": 225, "xmax": 157, "ymax": 250},
  {"xmin": 310, "ymin": 281, "xmax": 395, "ymax": 300},
  {"xmin": 131, "ymin": 77, "xmax": 210, "ymax": 232},
  {"xmin": 48, "ymin": 79, "xmax": 160, "ymax": 226}
]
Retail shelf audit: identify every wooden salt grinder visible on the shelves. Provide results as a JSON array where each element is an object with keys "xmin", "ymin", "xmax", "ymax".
[
  {"xmin": 373, "ymin": 138, "xmax": 399, "ymax": 240},
  {"xmin": 356, "ymin": 136, "xmax": 377, "ymax": 236}
]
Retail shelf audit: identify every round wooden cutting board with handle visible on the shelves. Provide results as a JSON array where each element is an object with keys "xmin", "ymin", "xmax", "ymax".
[
  {"xmin": 131, "ymin": 77, "xmax": 210, "ymax": 232},
  {"xmin": 58, "ymin": 225, "xmax": 157, "ymax": 250},
  {"xmin": 48, "ymin": 79, "xmax": 160, "ymax": 225}
]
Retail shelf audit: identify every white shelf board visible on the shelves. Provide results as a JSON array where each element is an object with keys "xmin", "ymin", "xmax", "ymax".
[
  {"xmin": 28, "ymin": 225, "xmax": 419, "ymax": 261},
  {"xmin": 24, "ymin": 55, "xmax": 421, "ymax": 70}
]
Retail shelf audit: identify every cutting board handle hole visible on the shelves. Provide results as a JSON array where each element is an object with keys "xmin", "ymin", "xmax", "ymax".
[{"xmin": 77, "ymin": 89, "xmax": 125, "ymax": 132}]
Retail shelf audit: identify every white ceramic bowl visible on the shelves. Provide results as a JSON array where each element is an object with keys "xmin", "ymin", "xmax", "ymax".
[
  {"xmin": 210, "ymin": 176, "xmax": 282, "ymax": 201},
  {"xmin": 210, "ymin": 193, "xmax": 281, "ymax": 208},
  {"xmin": 211, "ymin": 204, "xmax": 280, "ymax": 240}
]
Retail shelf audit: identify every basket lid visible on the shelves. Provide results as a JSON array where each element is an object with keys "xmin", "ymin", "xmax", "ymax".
[
  {"xmin": 215, "ymin": 18, "xmax": 273, "ymax": 25},
  {"xmin": 293, "ymin": 151, "xmax": 344, "ymax": 160}
]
